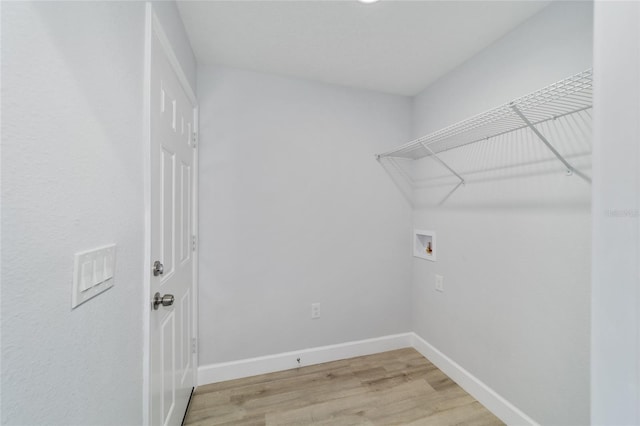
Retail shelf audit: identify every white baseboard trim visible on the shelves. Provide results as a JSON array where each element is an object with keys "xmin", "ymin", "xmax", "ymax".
[
  {"xmin": 410, "ymin": 333, "xmax": 538, "ymax": 426},
  {"xmin": 197, "ymin": 331, "xmax": 537, "ymax": 426},
  {"xmin": 197, "ymin": 332, "xmax": 413, "ymax": 386}
]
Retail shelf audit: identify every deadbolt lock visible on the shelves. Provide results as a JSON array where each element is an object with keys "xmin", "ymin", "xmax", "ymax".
[{"xmin": 153, "ymin": 260, "xmax": 164, "ymax": 276}]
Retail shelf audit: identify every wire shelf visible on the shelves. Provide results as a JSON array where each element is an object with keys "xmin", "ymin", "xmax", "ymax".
[{"xmin": 376, "ymin": 69, "xmax": 593, "ymax": 160}]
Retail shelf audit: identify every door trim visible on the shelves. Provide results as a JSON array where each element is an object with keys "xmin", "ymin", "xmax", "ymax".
[{"xmin": 143, "ymin": 4, "xmax": 199, "ymax": 425}]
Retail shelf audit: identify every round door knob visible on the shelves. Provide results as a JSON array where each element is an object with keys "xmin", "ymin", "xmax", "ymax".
[{"xmin": 153, "ymin": 292, "xmax": 174, "ymax": 310}]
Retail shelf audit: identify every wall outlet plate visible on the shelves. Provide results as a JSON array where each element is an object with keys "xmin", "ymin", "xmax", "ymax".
[
  {"xmin": 311, "ymin": 303, "xmax": 320, "ymax": 319},
  {"xmin": 435, "ymin": 274, "xmax": 444, "ymax": 292}
]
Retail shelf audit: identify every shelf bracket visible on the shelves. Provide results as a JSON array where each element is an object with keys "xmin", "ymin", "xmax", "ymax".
[
  {"xmin": 438, "ymin": 180, "xmax": 465, "ymax": 206},
  {"xmin": 419, "ymin": 142, "xmax": 466, "ymax": 205},
  {"xmin": 510, "ymin": 104, "xmax": 591, "ymax": 183},
  {"xmin": 420, "ymin": 143, "xmax": 466, "ymax": 184}
]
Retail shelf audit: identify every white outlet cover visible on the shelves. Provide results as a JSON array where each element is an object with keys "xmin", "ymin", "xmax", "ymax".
[
  {"xmin": 435, "ymin": 274, "xmax": 444, "ymax": 292},
  {"xmin": 72, "ymin": 244, "xmax": 116, "ymax": 308},
  {"xmin": 311, "ymin": 303, "xmax": 320, "ymax": 319}
]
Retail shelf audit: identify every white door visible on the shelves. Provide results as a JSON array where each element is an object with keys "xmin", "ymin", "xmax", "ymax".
[{"xmin": 149, "ymin": 23, "xmax": 196, "ymax": 426}]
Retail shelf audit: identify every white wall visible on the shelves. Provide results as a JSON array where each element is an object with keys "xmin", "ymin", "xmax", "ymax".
[
  {"xmin": 410, "ymin": 2, "xmax": 593, "ymax": 425},
  {"xmin": 0, "ymin": 2, "xmax": 195, "ymax": 425},
  {"xmin": 197, "ymin": 65, "xmax": 413, "ymax": 365},
  {"xmin": 591, "ymin": 1, "xmax": 640, "ymax": 424},
  {"xmin": 153, "ymin": 0, "xmax": 197, "ymax": 92}
]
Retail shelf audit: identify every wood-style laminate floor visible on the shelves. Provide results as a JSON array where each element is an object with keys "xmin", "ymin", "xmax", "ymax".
[{"xmin": 183, "ymin": 348, "xmax": 504, "ymax": 426}]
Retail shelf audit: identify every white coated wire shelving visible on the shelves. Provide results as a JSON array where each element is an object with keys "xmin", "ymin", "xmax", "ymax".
[{"xmin": 376, "ymin": 69, "xmax": 593, "ymax": 191}]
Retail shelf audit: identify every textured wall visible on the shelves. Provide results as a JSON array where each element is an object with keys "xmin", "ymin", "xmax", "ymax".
[
  {"xmin": 197, "ymin": 65, "xmax": 413, "ymax": 365},
  {"xmin": 1, "ymin": 2, "xmax": 195, "ymax": 424}
]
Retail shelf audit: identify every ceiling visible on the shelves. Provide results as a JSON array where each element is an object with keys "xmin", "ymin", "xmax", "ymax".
[{"xmin": 177, "ymin": 1, "xmax": 550, "ymax": 96}]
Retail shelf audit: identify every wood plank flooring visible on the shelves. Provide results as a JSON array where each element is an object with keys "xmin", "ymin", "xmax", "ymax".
[{"xmin": 184, "ymin": 348, "xmax": 503, "ymax": 425}]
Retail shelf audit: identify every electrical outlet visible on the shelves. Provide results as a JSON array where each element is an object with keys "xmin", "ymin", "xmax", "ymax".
[
  {"xmin": 435, "ymin": 274, "xmax": 444, "ymax": 292},
  {"xmin": 311, "ymin": 303, "xmax": 320, "ymax": 319}
]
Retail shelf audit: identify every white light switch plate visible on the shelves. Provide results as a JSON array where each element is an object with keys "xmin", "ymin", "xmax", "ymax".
[{"xmin": 72, "ymin": 244, "xmax": 116, "ymax": 308}]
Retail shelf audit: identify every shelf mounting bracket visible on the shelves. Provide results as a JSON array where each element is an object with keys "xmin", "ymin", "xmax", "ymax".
[
  {"xmin": 438, "ymin": 180, "xmax": 465, "ymax": 206},
  {"xmin": 420, "ymin": 143, "xmax": 465, "ymax": 184},
  {"xmin": 510, "ymin": 104, "xmax": 591, "ymax": 183},
  {"xmin": 420, "ymin": 142, "xmax": 466, "ymax": 205}
]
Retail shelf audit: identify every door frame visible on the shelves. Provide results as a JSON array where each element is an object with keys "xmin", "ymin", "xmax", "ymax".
[{"xmin": 142, "ymin": 3, "xmax": 199, "ymax": 425}]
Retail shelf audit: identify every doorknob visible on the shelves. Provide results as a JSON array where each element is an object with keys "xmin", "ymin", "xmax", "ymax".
[
  {"xmin": 153, "ymin": 292, "xmax": 174, "ymax": 310},
  {"xmin": 153, "ymin": 260, "xmax": 164, "ymax": 276}
]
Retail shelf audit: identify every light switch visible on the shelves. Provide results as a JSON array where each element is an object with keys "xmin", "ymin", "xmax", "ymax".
[
  {"xmin": 72, "ymin": 244, "xmax": 116, "ymax": 308},
  {"xmin": 93, "ymin": 257, "xmax": 104, "ymax": 286},
  {"xmin": 103, "ymin": 248, "xmax": 114, "ymax": 279},
  {"xmin": 80, "ymin": 259, "xmax": 93, "ymax": 292}
]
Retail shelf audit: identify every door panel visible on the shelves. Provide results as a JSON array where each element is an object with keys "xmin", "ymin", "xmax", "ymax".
[
  {"xmin": 161, "ymin": 148, "xmax": 175, "ymax": 279},
  {"xmin": 180, "ymin": 289, "xmax": 191, "ymax": 382},
  {"xmin": 160, "ymin": 312, "xmax": 175, "ymax": 422},
  {"xmin": 179, "ymin": 163, "xmax": 191, "ymax": 264},
  {"xmin": 150, "ymin": 23, "xmax": 195, "ymax": 426}
]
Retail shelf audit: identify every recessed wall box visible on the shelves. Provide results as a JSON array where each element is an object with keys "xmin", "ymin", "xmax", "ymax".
[{"xmin": 414, "ymin": 230, "xmax": 436, "ymax": 261}]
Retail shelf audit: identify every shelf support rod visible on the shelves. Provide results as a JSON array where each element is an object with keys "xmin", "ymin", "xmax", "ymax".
[
  {"xmin": 510, "ymin": 104, "xmax": 591, "ymax": 183},
  {"xmin": 420, "ymin": 142, "xmax": 465, "ymax": 205},
  {"xmin": 420, "ymin": 142, "xmax": 466, "ymax": 184},
  {"xmin": 438, "ymin": 180, "xmax": 465, "ymax": 206}
]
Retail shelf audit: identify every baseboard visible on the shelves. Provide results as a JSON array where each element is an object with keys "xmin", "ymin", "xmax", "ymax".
[
  {"xmin": 197, "ymin": 332, "xmax": 413, "ymax": 386},
  {"xmin": 410, "ymin": 333, "xmax": 538, "ymax": 426},
  {"xmin": 197, "ymin": 331, "xmax": 537, "ymax": 425}
]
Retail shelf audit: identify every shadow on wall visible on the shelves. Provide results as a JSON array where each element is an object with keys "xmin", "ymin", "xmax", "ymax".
[{"xmin": 378, "ymin": 109, "xmax": 592, "ymax": 210}]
